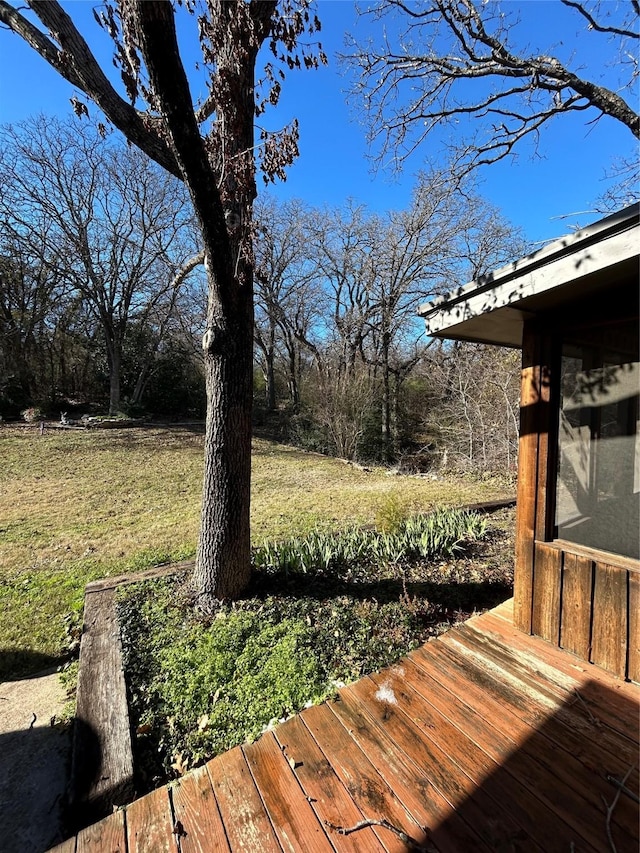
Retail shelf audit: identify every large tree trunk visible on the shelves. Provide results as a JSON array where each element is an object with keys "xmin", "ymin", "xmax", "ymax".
[
  {"xmin": 104, "ymin": 334, "xmax": 121, "ymax": 415},
  {"xmin": 265, "ymin": 330, "xmax": 277, "ymax": 412},
  {"xmin": 192, "ymin": 270, "xmax": 254, "ymax": 602},
  {"xmin": 130, "ymin": 1, "xmax": 271, "ymax": 608},
  {"xmin": 108, "ymin": 351, "xmax": 121, "ymax": 415},
  {"xmin": 380, "ymin": 331, "xmax": 393, "ymax": 463}
]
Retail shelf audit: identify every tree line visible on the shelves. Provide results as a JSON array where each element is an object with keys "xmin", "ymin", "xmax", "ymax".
[
  {"xmin": 252, "ymin": 183, "xmax": 524, "ymax": 472},
  {"xmin": 1, "ymin": 115, "xmax": 522, "ymax": 473},
  {"xmin": 0, "ymin": 116, "xmax": 206, "ymax": 419}
]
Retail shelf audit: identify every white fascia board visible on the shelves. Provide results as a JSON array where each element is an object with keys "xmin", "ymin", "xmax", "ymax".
[{"xmin": 419, "ymin": 222, "xmax": 639, "ymax": 339}]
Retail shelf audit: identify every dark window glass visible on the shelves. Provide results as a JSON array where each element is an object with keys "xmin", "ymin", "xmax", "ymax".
[{"xmin": 556, "ymin": 321, "xmax": 639, "ymax": 559}]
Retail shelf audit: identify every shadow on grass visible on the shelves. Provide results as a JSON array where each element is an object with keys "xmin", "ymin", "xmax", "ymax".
[{"xmin": 0, "ymin": 649, "xmax": 67, "ymax": 682}]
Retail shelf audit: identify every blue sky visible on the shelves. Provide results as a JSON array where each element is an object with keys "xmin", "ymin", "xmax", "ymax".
[{"xmin": 0, "ymin": 1, "xmax": 637, "ymax": 246}]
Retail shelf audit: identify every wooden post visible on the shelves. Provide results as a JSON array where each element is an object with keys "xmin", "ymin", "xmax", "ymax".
[{"xmin": 514, "ymin": 322, "xmax": 555, "ymax": 634}]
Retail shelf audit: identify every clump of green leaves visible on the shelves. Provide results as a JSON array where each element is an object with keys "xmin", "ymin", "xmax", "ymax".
[
  {"xmin": 253, "ymin": 506, "xmax": 486, "ymax": 576},
  {"xmin": 397, "ymin": 507, "xmax": 487, "ymax": 561},
  {"xmin": 142, "ymin": 610, "xmax": 323, "ymax": 767},
  {"xmin": 375, "ymin": 493, "xmax": 410, "ymax": 534}
]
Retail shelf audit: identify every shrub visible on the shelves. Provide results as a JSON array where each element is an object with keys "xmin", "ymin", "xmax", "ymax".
[
  {"xmin": 21, "ymin": 406, "xmax": 45, "ymax": 423},
  {"xmin": 375, "ymin": 493, "xmax": 410, "ymax": 534}
]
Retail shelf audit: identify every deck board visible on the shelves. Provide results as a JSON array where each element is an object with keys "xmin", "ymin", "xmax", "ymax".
[
  {"xmin": 329, "ymin": 680, "xmax": 489, "ymax": 853},
  {"xmin": 418, "ymin": 634, "xmax": 640, "ymax": 788},
  {"xmin": 446, "ymin": 622, "xmax": 640, "ymax": 774},
  {"xmin": 387, "ymin": 663, "xmax": 590, "ymax": 852},
  {"xmin": 374, "ymin": 661, "xmax": 604, "ymax": 853},
  {"xmin": 403, "ymin": 651, "xmax": 623, "ymax": 851},
  {"xmin": 75, "ymin": 811, "xmax": 126, "ymax": 853},
  {"xmin": 300, "ymin": 701, "xmax": 424, "ymax": 852},
  {"xmin": 170, "ymin": 764, "xmax": 231, "ymax": 853},
  {"xmin": 56, "ymin": 601, "xmax": 639, "ymax": 853},
  {"xmin": 126, "ymin": 786, "xmax": 177, "ymax": 853},
  {"xmin": 243, "ymin": 731, "xmax": 335, "ymax": 852},
  {"xmin": 476, "ymin": 611, "xmax": 640, "ymax": 735},
  {"xmin": 339, "ymin": 671, "xmax": 535, "ymax": 852},
  {"xmin": 48, "ymin": 841, "xmax": 76, "ymax": 853},
  {"xmin": 207, "ymin": 746, "xmax": 281, "ymax": 852},
  {"xmin": 439, "ymin": 623, "xmax": 640, "ymax": 747},
  {"xmin": 273, "ymin": 715, "xmax": 387, "ymax": 852},
  {"xmin": 403, "ymin": 653, "xmax": 639, "ymax": 845},
  {"xmin": 464, "ymin": 610, "xmax": 640, "ymax": 710}
]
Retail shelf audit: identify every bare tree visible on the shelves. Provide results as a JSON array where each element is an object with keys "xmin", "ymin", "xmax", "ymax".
[
  {"xmin": 126, "ymin": 249, "xmax": 205, "ymax": 408},
  {"xmin": 303, "ymin": 174, "xmax": 526, "ymax": 461},
  {"xmin": 426, "ymin": 342, "xmax": 521, "ymax": 473},
  {"xmin": 251, "ymin": 176, "xmax": 526, "ymax": 462},
  {"xmin": 347, "ymin": 0, "xmax": 639, "ymax": 189},
  {"xmin": 365, "ymin": 173, "xmax": 464, "ymax": 459},
  {"xmin": 304, "ymin": 202, "xmax": 379, "ymax": 377},
  {"xmin": 0, "ymin": 117, "xmax": 199, "ymax": 414},
  {"xmin": 0, "ymin": 229, "xmax": 66, "ymax": 407},
  {"xmin": 253, "ymin": 196, "xmax": 316, "ymax": 412},
  {"xmin": 0, "ymin": 0, "xmax": 326, "ymax": 605}
]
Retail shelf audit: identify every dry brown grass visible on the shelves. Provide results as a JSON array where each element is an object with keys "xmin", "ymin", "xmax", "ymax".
[{"xmin": 0, "ymin": 423, "xmax": 513, "ymax": 678}]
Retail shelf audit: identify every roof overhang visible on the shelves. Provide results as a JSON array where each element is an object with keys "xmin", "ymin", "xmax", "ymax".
[{"xmin": 418, "ymin": 203, "xmax": 640, "ymax": 348}]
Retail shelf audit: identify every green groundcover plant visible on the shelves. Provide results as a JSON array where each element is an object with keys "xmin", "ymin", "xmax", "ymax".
[{"xmin": 118, "ymin": 506, "xmax": 513, "ymax": 790}]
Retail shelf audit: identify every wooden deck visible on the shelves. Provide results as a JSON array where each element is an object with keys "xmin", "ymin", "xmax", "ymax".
[{"xmin": 51, "ymin": 600, "xmax": 639, "ymax": 853}]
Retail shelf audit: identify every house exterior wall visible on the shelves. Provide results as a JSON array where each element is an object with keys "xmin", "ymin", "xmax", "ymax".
[{"xmin": 514, "ymin": 310, "xmax": 639, "ymax": 682}]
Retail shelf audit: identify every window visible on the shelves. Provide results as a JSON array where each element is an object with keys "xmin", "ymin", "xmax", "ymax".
[{"xmin": 555, "ymin": 320, "xmax": 640, "ymax": 559}]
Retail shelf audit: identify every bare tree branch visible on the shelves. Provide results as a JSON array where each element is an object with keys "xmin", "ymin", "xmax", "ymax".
[
  {"xmin": 128, "ymin": 1, "xmax": 235, "ymax": 293},
  {"xmin": 560, "ymin": 0, "xmax": 639, "ymax": 39},
  {"xmin": 345, "ymin": 0, "xmax": 639, "ymax": 178},
  {"xmin": 0, "ymin": 0, "xmax": 181, "ymax": 177}
]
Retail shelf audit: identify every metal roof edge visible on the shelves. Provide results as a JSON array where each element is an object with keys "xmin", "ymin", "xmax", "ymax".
[{"xmin": 418, "ymin": 202, "xmax": 640, "ymax": 319}]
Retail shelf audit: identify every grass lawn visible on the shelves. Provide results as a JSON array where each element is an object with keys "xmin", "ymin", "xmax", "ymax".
[{"xmin": 0, "ymin": 423, "xmax": 514, "ymax": 680}]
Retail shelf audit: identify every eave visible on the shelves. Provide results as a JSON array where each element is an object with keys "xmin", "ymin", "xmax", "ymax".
[{"xmin": 418, "ymin": 203, "xmax": 640, "ymax": 348}]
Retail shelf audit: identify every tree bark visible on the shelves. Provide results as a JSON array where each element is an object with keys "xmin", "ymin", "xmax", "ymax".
[
  {"xmin": 286, "ymin": 338, "xmax": 300, "ymax": 410},
  {"xmin": 192, "ymin": 292, "xmax": 254, "ymax": 600},
  {"xmin": 381, "ymin": 330, "xmax": 392, "ymax": 462},
  {"xmin": 108, "ymin": 346, "xmax": 121, "ymax": 415},
  {"xmin": 265, "ymin": 340, "xmax": 277, "ymax": 412}
]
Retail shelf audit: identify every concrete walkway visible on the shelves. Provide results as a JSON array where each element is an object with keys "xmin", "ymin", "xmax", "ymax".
[{"xmin": 0, "ymin": 670, "xmax": 71, "ymax": 852}]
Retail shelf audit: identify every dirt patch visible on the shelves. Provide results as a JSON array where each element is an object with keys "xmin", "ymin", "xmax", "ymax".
[{"xmin": 0, "ymin": 669, "xmax": 71, "ymax": 852}]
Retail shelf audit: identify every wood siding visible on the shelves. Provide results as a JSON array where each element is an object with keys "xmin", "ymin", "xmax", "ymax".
[
  {"xmin": 514, "ymin": 322, "xmax": 556, "ymax": 635},
  {"xmin": 526, "ymin": 541, "xmax": 637, "ymax": 681},
  {"xmin": 514, "ymin": 322, "xmax": 639, "ymax": 682}
]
